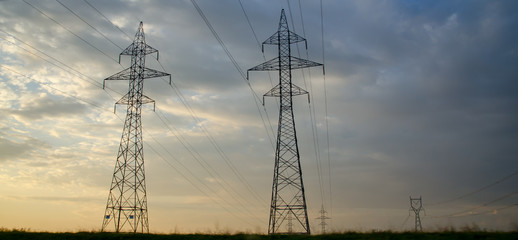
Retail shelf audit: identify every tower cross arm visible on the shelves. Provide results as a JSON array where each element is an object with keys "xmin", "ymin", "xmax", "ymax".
[
  {"xmin": 248, "ymin": 57, "xmax": 280, "ymax": 72},
  {"xmin": 114, "ymin": 93, "xmax": 156, "ymax": 113},
  {"xmin": 141, "ymin": 67, "xmax": 171, "ymax": 81},
  {"xmin": 115, "ymin": 93, "xmax": 155, "ymax": 106},
  {"xmin": 119, "ymin": 43, "xmax": 160, "ymax": 61},
  {"xmin": 104, "ymin": 67, "xmax": 132, "ymax": 81},
  {"xmin": 264, "ymin": 83, "xmax": 308, "ymax": 98},
  {"xmin": 263, "ymin": 30, "xmax": 307, "ymax": 46},
  {"xmin": 290, "ymin": 56, "xmax": 323, "ymax": 70},
  {"xmin": 103, "ymin": 67, "xmax": 171, "ymax": 86},
  {"xmin": 247, "ymin": 56, "xmax": 322, "ymax": 77}
]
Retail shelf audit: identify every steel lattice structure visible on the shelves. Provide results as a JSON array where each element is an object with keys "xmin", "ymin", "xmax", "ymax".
[
  {"xmin": 410, "ymin": 196, "xmax": 424, "ymax": 232},
  {"xmin": 101, "ymin": 22, "xmax": 170, "ymax": 233},
  {"xmin": 247, "ymin": 9, "xmax": 323, "ymax": 235}
]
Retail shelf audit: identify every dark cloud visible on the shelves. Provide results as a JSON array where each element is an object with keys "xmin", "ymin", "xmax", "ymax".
[
  {"xmin": 298, "ymin": 1, "xmax": 518, "ymax": 224},
  {"xmin": 6, "ymin": 94, "xmax": 87, "ymax": 121},
  {"xmin": 0, "ymin": 130, "xmax": 49, "ymax": 162},
  {"xmin": 0, "ymin": 137, "xmax": 32, "ymax": 161}
]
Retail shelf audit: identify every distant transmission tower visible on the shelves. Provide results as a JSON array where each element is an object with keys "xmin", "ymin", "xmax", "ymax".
[
  {"xmin": 247, "ymin": 9, "xmax": 323, "ymax": 235},
  {"xmin": 316, "ymin": 205, "xmax": 331, "ymax": 234},
  {"xmin": 101, "ymin": 22, "xmax": 170, "ymax": 233},
  {"xmin": 410, "ymin": 196, "xmax": 424, "ymax": 232}
]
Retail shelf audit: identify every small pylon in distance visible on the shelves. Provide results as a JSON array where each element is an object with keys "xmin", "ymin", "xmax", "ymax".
[
  {"xmin": 316, "ymin": 205, "xmax": 331, "ymax": 234},
  {"xmin": 410, "ymin": 196, "xmax": 424, "ymax": 232}
]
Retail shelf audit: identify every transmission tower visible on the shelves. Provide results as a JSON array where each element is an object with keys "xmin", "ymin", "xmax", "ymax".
[
  {"xmin": 101, "ymin": 22, "xmax": 170, "ymax": 233},
  {"xmin": 410, "ymin": 196, "xmax": 424, "ymax": 232},
  {"xmin": 247, "ymin": 9, "xmax": 323, "ymax": 235},
  {"xmin": 316, "ymin": 205, "xmax": 331, "ymax": 234}
]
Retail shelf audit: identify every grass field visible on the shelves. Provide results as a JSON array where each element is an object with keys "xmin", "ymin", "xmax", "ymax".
[{"xmin": 1, "ymin": 230, "xmax": 517, "ymax": 240}]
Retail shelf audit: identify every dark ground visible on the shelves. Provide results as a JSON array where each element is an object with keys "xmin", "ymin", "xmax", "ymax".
[{"xmin": 1, "ymin": 231, "xmax": 518, "ymax": 240}]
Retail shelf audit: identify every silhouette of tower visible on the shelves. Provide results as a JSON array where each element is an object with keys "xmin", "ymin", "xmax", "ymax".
[
  {"xmin": 410, "ymin": 196, "xmax": 424, "ymax": 232},
  {"xmin": 101, "ymin": 22, "xmax": 170, "ymax": 233},
  {"xmin": 247, "ymin": 9, "xmax": 323, "ymax": 235},
  {"xmin": 316, "ymin": 205, "xmax": 331, "ymax": 234}
]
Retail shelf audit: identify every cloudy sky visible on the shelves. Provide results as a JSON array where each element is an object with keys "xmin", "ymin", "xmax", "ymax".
[{"xmin": 1, "ymin": 0, "xmax": 518, "ymax": 233}]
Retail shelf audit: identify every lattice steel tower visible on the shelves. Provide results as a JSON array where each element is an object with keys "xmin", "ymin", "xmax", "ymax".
[
  {"xmin": 101, "ymin": 22, "xmax": 170, "ymax": 233},
  {"xmin": 247, "ymin": 9, "xmax": 323, "ymax": 235},
  {"xmin": 410, "ymin": 196, "xmax": 424, "ymax": 232}
]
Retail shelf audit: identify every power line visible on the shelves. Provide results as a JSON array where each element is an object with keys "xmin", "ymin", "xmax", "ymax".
[
  {"xmin": 431, "ymin": 189, "xmax": 518, "ymax": 218},
  {"xmin": 153, "ymin": 58, "xmax": 265, "ymax": 205},
  {"xmin": 190, "ymin": 0, "xmax": 244, "ymax": 78},
  {"xmin": 0, "ymin": 64, "xmax": 108, "ymax": 112},
  {"xmin": 144, "ymin": 141, "xmax": 259, "ymax": 228},
  {"xmin": 401, "ymin": 214, "xmax": 411, "ymax": 231},
  {"xmin": 151, "ymin": 59, "xmax": 269, "ymax": 218},
  {"xmin": 143, "ymin": 123, "xmax": 263, "ymax": 226},
  {"xmin": 22, "ymin": 0, "xmax": 120, "ymax": 63},
  {"xmin": 173, "ymin": 77, "xmax": 264, "ymax": 203},
  {"xmin": 459, "ymin": 203, "xmax": 518, "ymax": 217},
  {"xmin": 0, "ymin": 29, "xmax": 124, "ymax": 100},
  {"xmin": 82, "ymin": 0, "xmax": 133, "ymax": 41},
  {"xmin": 153, "ymin": 108, "xmax": 265, "ymax": 212},
  {"xmin": 238, "ymin": 0, "xmax": 278, "ymax": 135},
  {"xmin": 55, "ymin": 0, "xmax": 124, "ymax": 50},
  {"xmin": 0, "ymin": 30, "xmax": 101, "ymax": 89},
  {"xmin": 320, "ymin": 0, "xmax": 333, "ymax": 222},
  {"xmin": 287, "ymin": 0, "xmax": 329, "ymax": 215},
  {"xmin": 296, "ymin": 0, "xmax": 326, "ymax": 207},
  {"xmin": 238, "ymin": 0, "xmax": 262, "ymax": 60},
  {"xmin": 429, "ymin": 170, "xmax": 518, "ymax": 206},
  {"xmin": 191, "ymin": 0, "xmax": 276, "ymax": 150},
  {"xmin": 189, "ymin": 0, "xmax": 271, "ymax": 201}
]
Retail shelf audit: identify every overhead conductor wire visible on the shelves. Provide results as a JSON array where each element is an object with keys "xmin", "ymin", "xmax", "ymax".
[
  {"xmin": 320, "ymin": 0, "xmax": 333, "ymax": 223},
  {"xmin": 190, "ymin": 0, "xmax": 274, "ymax": 202},
  {"xmin": 22, "ymin": 0, "xmax": 121, "ymax": 64},
  {"xmin": 238, "ymin": 0, "xmax": 277, "ymax": 147},
  {"xmin": 191, "ymin": 0, "xmax": 276, "ymax": 151},
  {"xmin": 429, "ymin": 170, "xmax": 518, "ymax": 206},
  {"xmin": 82, "ymin": 0, "xmax": 133, "ymax": 41},
  {"xmin": 55, "ymin": 0, "xmax": 124, "ymax": 50},
  {"xmin": 286, "ymin": 0, "xmax": 327, "ymax": 211}
]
